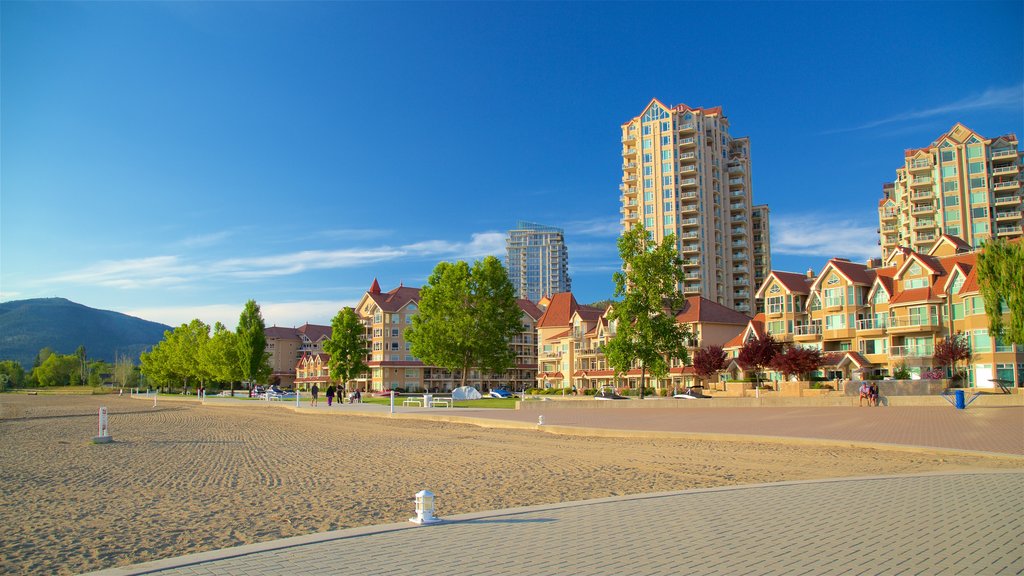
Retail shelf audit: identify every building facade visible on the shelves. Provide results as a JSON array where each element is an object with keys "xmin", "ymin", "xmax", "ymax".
[
  {"xmin": 353, "ymin": 279, "xmax": 542, "ymax": 392},
  {"xmin": 536, "ymin": 291, "xmax": 750, "ymax": 392},
  {"xmin": 264, "ymin": 323, "xmax": 331, "ymax": 388},
  {"xmin": 620, "ymin": 99, "xmax": 771, "ymax": 315},
  {"xmin": 506, "ymin": 221, "xmax": 571, "ymax": 303},
  {"xmin": 732, "ymin": 235, "xmax": 1022, "ymax": 387},
  {"xmin": 879, "ymin": 123, "xmax": 1022, "ymax": 260}
]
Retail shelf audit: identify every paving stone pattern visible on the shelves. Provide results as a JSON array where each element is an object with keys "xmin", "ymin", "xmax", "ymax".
[{"xmin": 135, "ymin": 472, "xmax": 1024, "ymax": 576}]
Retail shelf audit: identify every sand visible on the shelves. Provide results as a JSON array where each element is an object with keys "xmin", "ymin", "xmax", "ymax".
[{"xmin": 0, "ymin": 394, "xmax": 1018, "ymax": 575}]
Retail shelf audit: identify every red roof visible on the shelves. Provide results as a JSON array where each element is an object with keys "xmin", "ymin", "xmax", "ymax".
[
  {"xmin": 889, "ymin": 287, "xmax": 940, "ymax": 305},
  {"xmin": 369, "ymin": 278, "xmax": 381, "ymax": 294},
  {"xmin": 368, "ymin": 284, "xmax": 421, "ymax": 313},
  {"xmin": 675, "ymin": 296, "xmax": 751, "ymax": 325},
  {"xmin": 517, "ymin": 299, "xmax": 544, "ymax": 321},
  {"xmin": 298, "ymin": 323, "xmax": 331, "ymax": 342},
  {"xmin": 537, "ymin": 292, "xmax": 580, "ymax": 328},
  {"xmin": 770, "ymin": 271, "xmax": 813, "ymax": 295}
]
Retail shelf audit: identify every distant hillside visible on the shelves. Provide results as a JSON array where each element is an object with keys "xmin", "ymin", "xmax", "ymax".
[{"xmin": 0, "ymin": 298, "xmax": 172, "ymax": 368}]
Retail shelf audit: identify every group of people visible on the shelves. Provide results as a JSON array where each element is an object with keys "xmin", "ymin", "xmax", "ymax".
[
  {"xmin": 858, "ymin": 382, "xmax": 881, "ymax": 407},
  {"xmin": 309, "ymin": 383, "xmax": 361, "ymax": 407}
]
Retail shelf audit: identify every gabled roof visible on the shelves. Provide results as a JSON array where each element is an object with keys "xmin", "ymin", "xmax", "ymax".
[
  {"xmin": 756, "ymin": 270, "xmax": 812, "ymax": 298},
  {"xmin": 298, "ymin": 323, "xmax": 331, "ymax": 342},
  {"xmin": 929, "ymin": 234, "xmax": 973, "ymax": 256},
  {"xmin": 889, "ymin": 286, "xmax": 941, "ymax": 305},
  {"xmin": 895, "ymin": 252, "xmax": 942, "ymax": 280},
  {"xmin": 368, "ymin": 284, "xmax": 421, "ymax": 313},
  {"xmin": 821, "ymin": 352, "xmax": 871, "ymax": 368},
  {"xmin": 517, "ymin": 299, "xmax": 544, "ymax": 321},
  {"xmin": 537, "ymin": 292, "xmax": 580, "ymax": 328},
  {"xmin": 811, "ymin": 258, "xmax": 877, "ymax": 291},
  {"xmin": 959, "ymin": 265, "xmax": 981, "ymax": 295},
  {"xmin": 675, "ymin": 296, "xmax": 751, "ymax": 325},
  {"xmin": 265, "ymin": 326, "xmax": 300, "ymax": 340},
  {"xmin": 723, "ymin": 314, "xmax": 765, "ymax": 349}
]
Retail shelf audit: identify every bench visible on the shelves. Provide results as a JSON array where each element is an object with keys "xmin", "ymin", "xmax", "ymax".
[
  {"xmin": 430, "ymin": 398, "xmax": 452, "ymax": 408},
  {"xmin": 403, "ymin": 398, "xmax": 423, "ymax": 407}
]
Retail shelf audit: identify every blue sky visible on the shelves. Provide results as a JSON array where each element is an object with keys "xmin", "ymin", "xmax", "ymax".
[{"xmin": 2, "ymin": 1, "xmax": 1022, "ymax": 330}]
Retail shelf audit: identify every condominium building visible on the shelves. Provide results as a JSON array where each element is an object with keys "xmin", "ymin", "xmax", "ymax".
[
  {"xmin": 536, "ymin": 291, "xmax": 749, "ymax": 392},
  {"xmin": 733, "ymin": 235, "xmax": 1022, "ymax": 387},
  {"xmin": 353, "ymin": 279, "xmax": 542, "ymax": 392},
  {"xmin": 620, "ymin": 99, "xmax": 771, "ymax": 315},
  {"xmin": 264, "ymin": 323, "xmax": 331, "ymax": 388},
  {"xmin": 505, "ymin": 221, "xmax": 571, "ymax": 303},
  {"xmin": 879, "ymin": 123, "xmax": 1022, "ymax": 259}
]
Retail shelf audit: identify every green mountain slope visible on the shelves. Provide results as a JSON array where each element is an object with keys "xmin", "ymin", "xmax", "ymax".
[{"xmin": 0, "ymin": 298, "xmax": 171, "ymax": 368}]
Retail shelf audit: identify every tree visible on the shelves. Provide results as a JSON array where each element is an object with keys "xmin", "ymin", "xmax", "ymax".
[
  {"xmin": 769, "ymin": 346, "xmax": 823, "ymax": 381},
  {"xmin": 202, "ymin": 322, "xmax": 242, "ymax": 387},
  {"xmin": 976, "ymin": 238, "xmax": 1024, "ymax": 345},
  {"xmin": 692, "ymin": 346, "xmax": 727, "ymax": 388},
  {"xmin": 236, "ymin": 300, "xmax": 271, "ymax": 394},
  {"xmin": 113, "ymin": 353, "xmax": 135, "ymax": 390},
  {"xmin": 32, "ymin": 353, "xmax": 80, "ymax": 387},
  {"xmin": 0, "ymin": 360, "xmax": 27, "ymax": 390},
  {"xmin": 738, "ymin": 334, "xmax": 782, "ymax": 388},
  {"xmin": 407, "ymin": 256, "xmax": 522, "ymax": 391},
  {"xmin": 933, "ymin": 332, "xmax": 972, "ymax": 381},
  {"xmin": 324, "ymin": 307, "xmax": 368, "ymax": 392},
  {"xmin": 140, "ymin": 319, "xmax": 211, "ymax": 392},
  {"xmin": 74, "ymin": 345, "xmax": 88, "ymax": 385},
  {"xmin": 604, "ymin": 226, "xmax": 692, "ymax": 400}
]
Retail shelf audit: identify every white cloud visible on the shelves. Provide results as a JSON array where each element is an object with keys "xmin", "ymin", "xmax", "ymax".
[
  {"xmin": 125, "ymin": 299, "xmax": 358, "ymax": 330},
  {"xmin": 771, "ymin": 215, "xmax": 879, "ymax": 262},
  {"xmin": 179, "ymin": 231, "xmax": 232, "ymax": 248},
  {"xmin": 827, "ymin": 84, "xmax": 1024, "ymax": 134},
  {"xmin": 563, "ymin": 217, "xmax": 621, "ymax": 237},
  {"xmin": 49, "ymin": 256, "xmax": 199, "ymax": 289}
]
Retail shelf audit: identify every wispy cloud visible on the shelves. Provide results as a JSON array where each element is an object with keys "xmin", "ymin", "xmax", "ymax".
[
  {"xmin": 771, "ymin": 214, "xmax": 879, "ymax": 262},
  {"xmin": 125, "ymin": 299, "xmax": 359, "ymax": 330},
  {"xmin": 179, "ymin": 231, "xmax": 232, "ymax": 248},
  {"xmin": 825, "ymin": 84, "xmax": 1024, "ymax": 134},
  {"xmin": 312, "ymin": 228, "xmax": 394, "ymax": 241},
  {"xmin": 44, "ymin": 232, "xmax": 508, "ymax": 290},
  {"xmin": 563, "ymin": 217, "xmax": 621, "ymax": 237}
]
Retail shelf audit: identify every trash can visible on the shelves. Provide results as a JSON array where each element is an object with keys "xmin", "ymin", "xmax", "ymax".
[
  {"xmin": 954, "ymin": 389, "xmax": 965, "ymax": 410},
  {"xmin": 424, "ymin": 394, "xmax": 433, "ymax": 408}
]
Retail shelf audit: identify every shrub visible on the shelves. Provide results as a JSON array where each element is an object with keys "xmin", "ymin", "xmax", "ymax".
[{"xmin": 892, "ymin": 363, "xmax": 911, "ymax": 380}]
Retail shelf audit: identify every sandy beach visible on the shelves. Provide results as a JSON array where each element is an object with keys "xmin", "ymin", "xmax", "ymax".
[{"xmin": 0, "ymin": 394, "xmax": 1019, "ymax": 575}]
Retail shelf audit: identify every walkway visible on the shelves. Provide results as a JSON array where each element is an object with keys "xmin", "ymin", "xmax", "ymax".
[{"xmin": 88, "ymin": 471, "xmax": 1024, "ymax": 575}]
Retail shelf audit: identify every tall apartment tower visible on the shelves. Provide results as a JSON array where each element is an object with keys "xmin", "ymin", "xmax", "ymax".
[
  {"xmin": 620, "ymin": 99, "xmax": 770, "ymax": 314},
  {"xmin": 878, "ymin": 123, "xmax": 1022, "ymax": 259},
  {"xmin": 505, "ymin": 221, "xmax": 571, "ymax": 303}
]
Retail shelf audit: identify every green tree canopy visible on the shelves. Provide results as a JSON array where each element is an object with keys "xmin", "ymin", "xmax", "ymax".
[
  {"xmin": 236, "ymin": 300, "xmax": 271, "ymax": 388},
  {"xmin": 31, "ymin": 353, "xmax": 80, "ymax": 387},
  {"xmin": 407, "ymin": 256, "xmax": 522, "ymax": 390},
  {"xmin": 324, "ymin": 307, "xmax": 368, "ymax": 390},
  {"xmin": 976, "ymin": 238, "xmax": 1024, "ymax": 345},
  {"xmin": 0, "ymin": 360, "xmax": 27, "ymax": 389},
  {"xmin": 140, "ymin": 320, "xmax": 211, "ymax": 390},
  {"xmin": 604, "ymin": 226, "xmax": 692, "ymax": 399},
  {"xmin": 202, "ymin": 322, "xmax": 243, "ymax": 385}
]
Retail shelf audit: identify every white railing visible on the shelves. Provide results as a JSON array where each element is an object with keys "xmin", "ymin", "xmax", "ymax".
[
  {"xmin": 679, "ymin": 151, "xmax": 696, "ymax": 159},
  {"xmin": 679, "ymin": 137, "xmax": 695, "ymax": 145},
  {"xmin": 680, "ymin": 165, "xmax": 696, "ymax": 172},
  {"xmin": 909, "ymin": 159, "xmax": 932, "ymax": 169},
  {"xmin": 995, "ymin": 210, "xmax": 1021, "ymax": 219},
  {"xmin": 995, "ymin": 194, "xmax": 1021, "ymax": 204},
  {"xmin": 794, "ymin": 324, "xmax": 821, "ymax": 336},
  {"xmin": 856, "ymin": 317, "xmax": 887, "ymax": 330},
  {"xmin": 993, "ymin": 180, "xmax": 1020, "ymax": 189},
  {"xmin": 992, "ymin": 165, "xmax": 1018, "ymax": 174},
  {"xmin": 680, "ymin": 178, "xmax": 697, "ymax": 186},
  {"xmin": 912, "ymin": 177, "xmax": 933, "ymax": 185},
  {"xmin": 767, "ymin": 304, "xmax": 784, "ymax": 314},
  {"xmin": 991, "ymin": 149, "xmax": 1017, "ymax": 159},
  {"xmin": 888, "ymin": 315, "xmax": 940, "ymax": 329},
  {"xmin": 890, "ymin": 345, "xmax": 933, "ymax": 358}
]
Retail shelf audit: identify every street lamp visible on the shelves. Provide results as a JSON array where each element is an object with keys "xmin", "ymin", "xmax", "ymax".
[{"xmin": 410, "ymin": 490, "xmax": 440, "ymax": 524}]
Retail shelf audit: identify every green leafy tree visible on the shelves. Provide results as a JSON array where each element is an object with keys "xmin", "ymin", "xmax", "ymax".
[
  {"xmin": 202, "ymin": 322, "xmax": 242, "ymax": 387},
  {"xmin": 604, "ymin": 227, "xmax": 692, "ymax": 400},
  {"xmin": 976, "ymin": 238, "xmax": 1024, "ymax": 345},
  {"xmin": 407, "ymin": 256, "xmax": 522, "ymax": 390},
  {"xmin": 74, "ymin": 345, "xmax": 88, "ymax": 385},
  {"xmin": 236, "ymin": 300, "xmax": 271, "ymax": 394},
  {"xmin": 140, "ymin": 319, "xmax": 211, "ymax": 392},
  {"xmin": 0, "ymin": 360, "xmax": 27, "ymax": 390},
  {"xmin": 113, "ymin": 353, "xmax": 135, "ymax": 390},
  {"xmin": 324, "ymin": 307, "xmax": 368, "ymax": 392},
  {"xmin": 32, "ymin": 353, "xmax": 80, "ymax": 387},
  {"xmin": 33, "ymin": 347, "xmax": 54, "ymax": 369}
]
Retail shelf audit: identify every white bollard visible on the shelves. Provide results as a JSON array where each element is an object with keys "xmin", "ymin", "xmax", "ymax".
[{"xmin": 92, "ymin": 406, "xmax": 112, "ymax": 443}]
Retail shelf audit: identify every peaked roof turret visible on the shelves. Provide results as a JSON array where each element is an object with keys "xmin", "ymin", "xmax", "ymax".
[{"xmin": 369, "ymin": 278, "xmax": 381, "ymax": 294}]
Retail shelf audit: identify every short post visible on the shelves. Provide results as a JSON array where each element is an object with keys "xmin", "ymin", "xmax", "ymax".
[
  {"xmin": 296, "ymin": 390, "xmax": 300, "ymax": 408},
  {"xmin": 410, "ymin": 490, "xmax": 441, "ymax": 524},
  {"xmin": 92, "ymin": 406, "xmax": 113, "ymax": 443},
  {"xmin": 538, "ymin": 415, "xmax": 544, "ymax": 426},
  {"xmin": 389, "ymin": 390, "xmax": 395, "ymax": 414},
  {"xmin": 954, "ymin": 389, "xmax": 965, "ymax": 410}
]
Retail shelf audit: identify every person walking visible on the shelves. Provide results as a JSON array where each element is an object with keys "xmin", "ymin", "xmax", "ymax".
[
  {"xmin": 326, "ymin": 384, "xmax": 336, "ymax": 407},
  {"xmin": 311, "ymin": 383, "xmax": 319, "ymax": 407}
]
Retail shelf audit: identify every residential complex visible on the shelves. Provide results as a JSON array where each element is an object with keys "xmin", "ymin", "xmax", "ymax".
[
  {"xmin": 878, "ymin": 123, "xmax": 1022, "ymax": 259},
  {"xmin": 505, "ymin": 221, "xmax": 571, "ymax": 303},
  {"xmin": 535, "ymin": 292, "xmax": 751, "ymax": 392},
  {"xmin": 726, "ymin": 235, "xmax": 1022, "ymax": 387},
  {"xmin": 353, "ymin": 279, "xmax": 542, "ymax": 392},
  {"xmin": 264, "ymin": 323, "xmax": 331, "ymax": 388},
  {"xmin": 620, "ymin": 99, "xmax": 771, "ymax": 315}
]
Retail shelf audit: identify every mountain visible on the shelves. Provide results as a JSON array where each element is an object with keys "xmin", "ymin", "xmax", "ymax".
[{"xmin": 0, "ymin": 298, "xmax": 172, "ymax": 368}]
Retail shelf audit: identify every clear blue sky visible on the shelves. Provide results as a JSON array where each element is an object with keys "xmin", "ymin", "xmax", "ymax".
[{"xmin": 2, "ymin": 1, "xmax": 1021, "ymax": 329}]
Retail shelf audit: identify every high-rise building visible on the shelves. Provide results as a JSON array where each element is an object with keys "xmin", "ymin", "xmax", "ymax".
[
  {"xmin": 505, "ymin": 221, "xmax": 571, "ymax": 303},
  {"xmin": 620, "ymin": 99, "xmax": 770, "ymax": 314},
  {"xmin": 878, "ymin": 123, "xmax": 1022, "ymax": 259}
]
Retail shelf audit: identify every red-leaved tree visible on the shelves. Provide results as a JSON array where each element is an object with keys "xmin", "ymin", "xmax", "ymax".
[
  {"xmin": 692, "ymin": 345, "xmax": 727, "ymax": 388},
  {"xmin": 738, "ymin": 334, "xmax": 783, "ymax": 387},
  {"xmin": 933, "ymin": 332, "xmax": 972, "ymax": 381},
  {"xmin": 769, "ymin": 346, "xmax": 824, "ymax": 381}
]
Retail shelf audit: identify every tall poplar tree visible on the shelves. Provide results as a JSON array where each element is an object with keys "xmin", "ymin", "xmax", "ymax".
[
  {"xmin": 236, "ymin": 300, "xmax": 271, "ymax": 395},
  {"xmin": 324, "ymin": 307, "xmax": 369, "ymax": 392},
  {"xmin": 604, "ymin": 226, "xmax": 692, "ymax": 399},
  {"xmin": 407, "ymin": 256, "xmax": 521, "ymax": 390},
  {"xmin": 976, "ymin": 238, "xmax": 1024, "ymax": 345}
]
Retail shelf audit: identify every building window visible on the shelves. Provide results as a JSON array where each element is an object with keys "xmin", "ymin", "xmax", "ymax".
[
  {"xmin": 944, "ymin": 195, "xmax": 959, "ymax": 206},
  {"xmin": 966, "ymin": 146, "xmax": 983, "ymax": 159},
  {"xmin": 941, "ymin": 166, "xmax": 956, "ymax": 178},
  {"xmin": 942, "ymin": 181, "xmax": 958, "ymax": 192},
  {"xmin": 944, "ymin": 209, "xmax": 960, "ymax": 222},
  {"xmin": 970, "ymin": 191, "xmax": 989, "ymax": 205},
  {"xmin": 941, "ymin": 149, "xmax": 955, "ymax": 162},
  {"xmin": 968, "ymin": 162, "xmax": 984, "ymax": 174},
  {"xmin": 969, "ymin": 177, "xmax": 986, "ymax": 189},
  {"xmin": 971, "ymin": 329, "xmax": 991, "ymax": 353}
]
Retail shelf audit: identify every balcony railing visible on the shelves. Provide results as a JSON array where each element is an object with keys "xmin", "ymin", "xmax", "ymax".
[
  {"xmin": 679, "ymin": 165, "xmax": 696, "ymax": 173},
  {"xmin": 679, "ymin": 137, "xmax": 695, "ymax": 146},
  {"xmin": 889, "ymin": 345, "xmax": 934, "ymax": 358},
  {"xmin": 680, "ymin": 178, "xmax": 697, "ymax": 186},
  {"xmin": 991, "ymin": 149, "xmax": 1018, "ymax": 159},
  {"xmin": 997, "ymin": 226, "xmax": 1020, "ymax": 234},
  {"xmin": 994, "ymin": 194, "xmax": 1021, "ymax": 205},
  {"xmin": 728, "ymin": 178, "xmax": 744, "ymax": 185},
  {"xmin": 794, "ymin": 324, "xmax": 821, "ymax": 336},
  {"xmin": 995, "ymin": 210, "xmax": 1021, "ymax": 219},
  {"xmin": 912, "ymin": 205, "xmax": 934, "ymax": 214},
  {"xmin": 680, "ymin": 218, "xmax": 699, "ymax": 226},
  {"xmin": 993, "ymin": 180, "xmax": 1021, "ymax": 190},
  {"xmin": 911, "ymin": 190, "xmax": 933, "ymax": 199},
  {"xmin": 992, "ymin": 165, "xmax": 1018, "ymax": 174},
  {"xmin": 911, "ymin": 176, "xmax": 933, "ymax": 186},
  {"xmin": 679, "ymin": 151, "xmax": 696, "ymax": 160},
  {"xmin": 856, "ymin": 317, "xmax": 888, "ymax": 330},
  {"xmin": 909, "ymin": 159, "xmax": 932, "ymax": 169},
  {"xmin": 889, "ymin": 315, "xmax": 940, "ymax": 329}
]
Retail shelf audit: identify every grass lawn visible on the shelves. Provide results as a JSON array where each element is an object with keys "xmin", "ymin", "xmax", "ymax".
[{"xmin": 359, "ymin": 396, "xmax": 517, "ymax": 409}]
